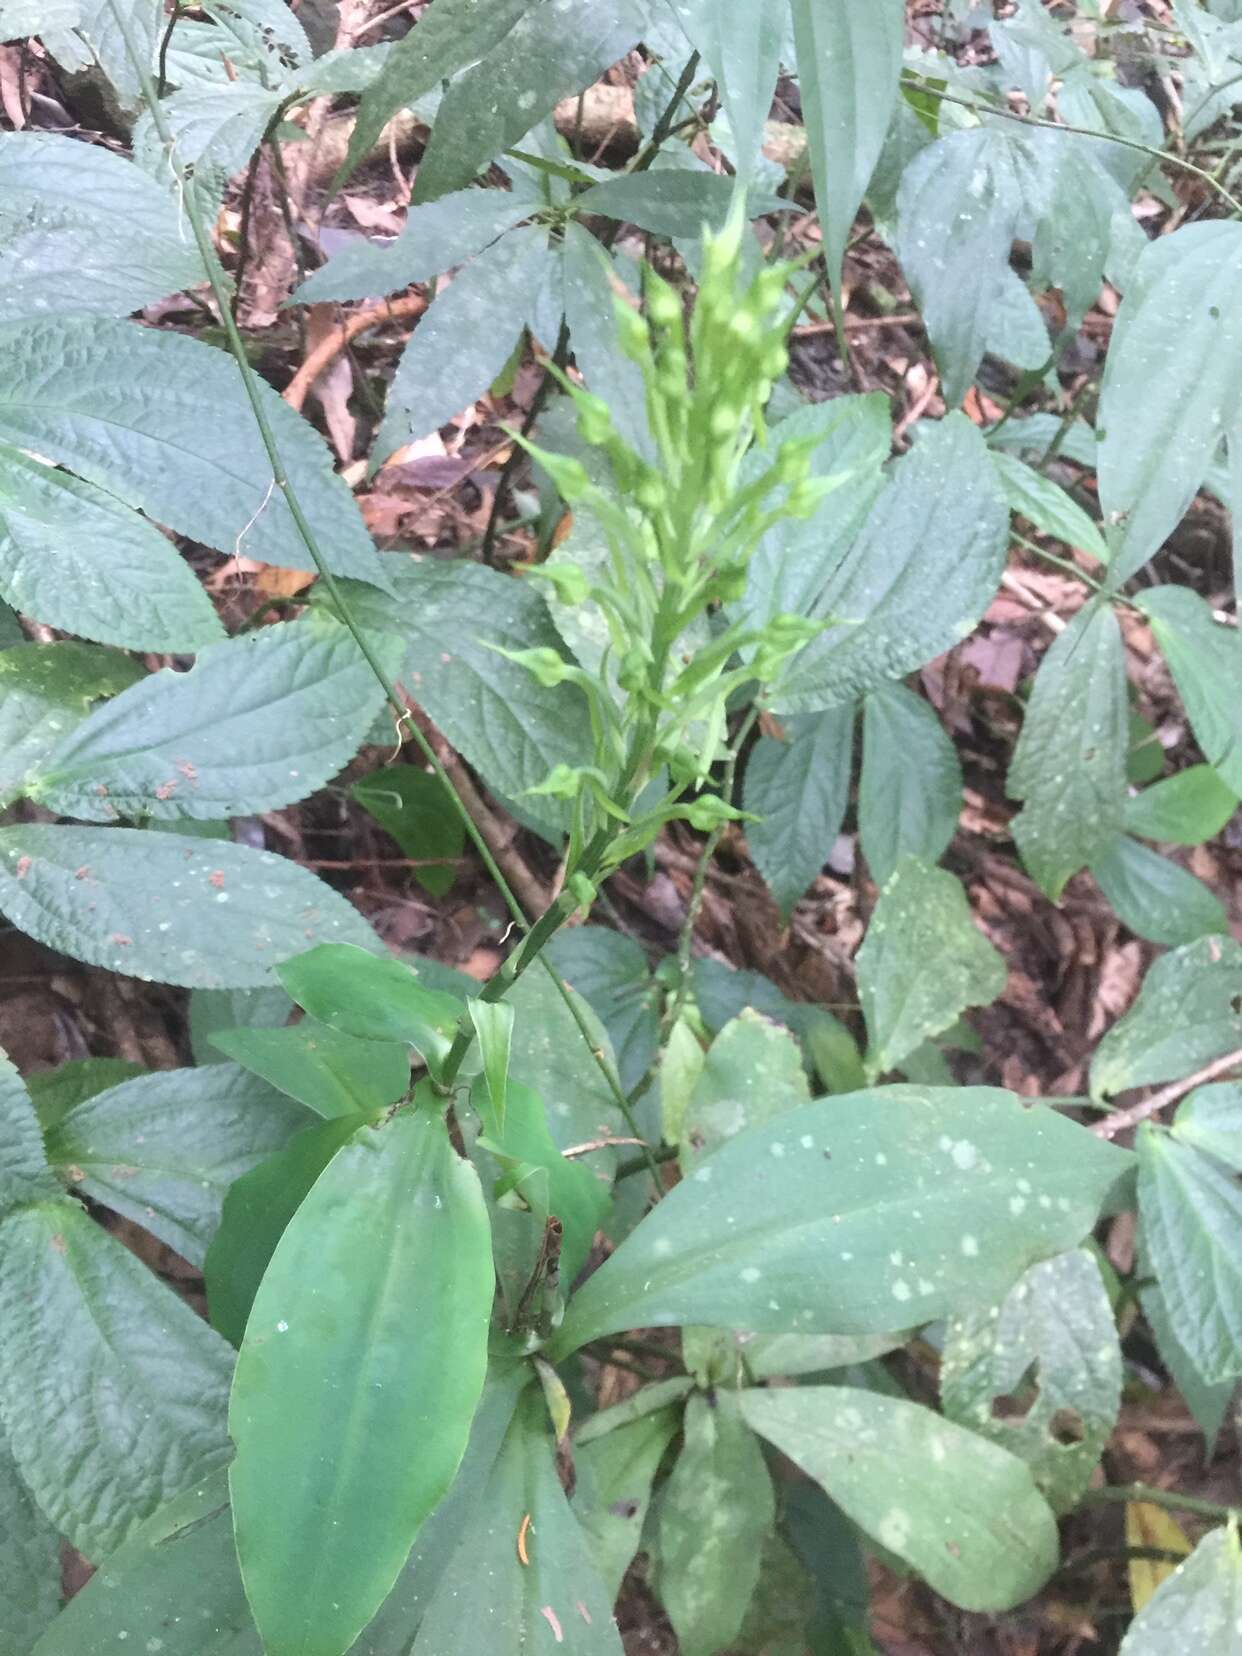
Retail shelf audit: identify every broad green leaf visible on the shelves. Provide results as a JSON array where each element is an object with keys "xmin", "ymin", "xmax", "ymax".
[
  {"xmin": 553, "ymin": 1086, "xmax": 1130, "ymax": 1352},
  {"xmin": 204, "ymin": 1115, "xmax": 363, "ymax": 1349},
  {"xmin": 132, "ymin": 80, "xmax": 284, "ymax": 218},
  {"xmin": 545, "ymin": 924, "xmax": 660, "ymax": 1095},
  {"xmin": 1090, "ymin": 936, "xmax": 1242, "ymax": 1101},
  {"xmin": 350, "ymin": 764, "xmax": 465, "ymax": 897},
  {"xmin": 469, "ymin": 1000, "xmax": 514, "ymax": 1135},
  {"xmin": 941, "ymin": 1248, "xmax": 1121, "ymax": 1512},
  {"xmin": 0, "ymin": 448, "xmax": 223, "ymax": 652},
  {"xmin": 0, "ymin": 317, "xmax": 391, "ymax": 589},
  {"xmin": 30, "ymin": 617, "xmax": 401, "ymax": 822},
  {"xmin": 859, "ymin": 682, "xmax": 962, "ymax": 884},
  {"xmin": 2, "ymin": 0, "xmax": 82, "ymax": 32},
  {"xmin": 657, "ymin": 1391, "xmax": 775, "ymax": 1656},
  {"xmin": 0, "ymin": 1047, "xmax": 60, "ymax": 1219},
  {"xmin": 664, "ymin": 0, "xmax": 783, "ymax": 181},
  {"xmin": 1098, "ymin": 223, "xmax": 1242, "ymax": 583},
  {"xmin": 856, "ymin": 858, "xmax": 1006, "ymax": 1078},
  {"xmin": 1009, "ymin": 602, "xmax": 1129, "ymax": 900},
  {"xmin": 43, "ymin": 1063, "xmax": 310, "ymax": 1267},
  {"xmin": 1119, "ymin": 1522, "xmax": 1242, "ymax": 1655},
  {"xmin": 1125, "ymin": 765, "xmax": 1239, "ymax": 845},
  {"xmin": 680, "ymin": 1009, "xmax": 810, "ymax": 1170},
  {"xmin": 740, "ymin": 1386, "xmax": 1059, "ymax": 1612},
  {"xmin": 0, "ymin": 1198, "xmax": 232, "ymax": 1557},
  {"xmin": 0, "ymin": 1432, "xmax": 61, "ymax": 1652},
  {"xmin": 738, "ymin": 1330, "xmax": 904, "ymax": 1381},
  {"xmin": 1138, "ymin": 1127, "xmax": 1242, "ymax": 1384},
  {"xmin": 373, "ymin": 226, "xmax": 553, "ymax": 462},
  {"xmin": 743, "ymin": 707, "xmax": 854, "ymax": 918},
  {"xmin": 1089, "ymin": 834, "xmax": 1228, "ymax": 947},
  {"xmin": 412, "ymin": 0, "xmax": 645, "ymax": 204},
  {"xmin": 0, "ymin": 131, "xmax": 200, "ymax": 319},
  {"xmin": 0, "ymin": 641, "xmax": 146, "ymax": 805},
  {"xmin": 296, "ymin": 187, "xmax": 533, "ymax": 303},
  {"xmin": 412, "ymin": 1388, "xmax": 622, "ymax": 1654},
  {"xmin": 783, "ymin": 1481, "xmax": 876, "ymax": 1655},
  {"xmin": 1174, "ymin": 1082, "xmax": 1242, "ymax": 1172},
  {"xmin": 0, "ymin": 825, "xmax": 379, "ymax": 988},
  {"xmin": 278, "ymin": 942, "xmax": 464, "ymax": 1076},
  {"xmin": 188, "ymin": 985, "xmax": 294, "ymax": 1065},
  {"xmin": 574, "ymin": 1405, "xmax": 680, "ymax": 1603},
  {"xmin": 27, "ymin": 1057, "xmax": 146, "ymax": 1133},
  {"xmin": 574, "ymin": 171, "xmax": 780, "ymax": 237},
  {"xmin": 1140, "ymin": 1264, "xmax": 1235, "ymax": 1456},
  {"xmin": 772, "ymin": 415, "xmax": 1009, "ymax": 713},
  {"xmin": 506, "ymin": 965, "xmax": 624, "ymax": 1169},
  {"xmin": 1136, "ymin": 586, "xmax": 1242, "ymax": 796},
  {"xmin": 791, "ymin": 0, "xmax": 904, "ymax": 294},
  {"xmin": 990, "ymin": 449, "xmax": 1110, "ymax": 563},
  {"xmin": 211, "ymin": 1020, "xmax": 409, "ymax": 1120},
  {"xmin": 341, "ymin": 0, "xmax": 534, "ymax": 187},
  {"xmin": 229, "ymin": 1105, "xmax": 494, "ymax": 1656}
]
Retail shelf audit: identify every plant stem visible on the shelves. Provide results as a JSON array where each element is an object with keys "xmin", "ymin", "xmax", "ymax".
[
  {"xmin": 1092, "ymin": 1047, "xmax": 1242, "ymax": 1140},
  {"xmin": 1080, "ymin": 1483, "xmax": 1239, "ymax": 1523}
]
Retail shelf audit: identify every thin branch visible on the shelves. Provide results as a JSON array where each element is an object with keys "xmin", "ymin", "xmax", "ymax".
[
  {"xmin": 1092, "ymin": 1047, "xmax": 1242, "ymax": 1140},
  {"xmin": 1079, "ymin": 1482, "xmax": 1239, "ymax": 1522}
]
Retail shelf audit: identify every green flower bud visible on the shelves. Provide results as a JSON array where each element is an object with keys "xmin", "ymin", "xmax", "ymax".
[
  {"xmin": 618, "ymin": 644, "xmax": 652, "ymax": 692},
  {"xmin": 762, "ymin": 342, "xmax": 789, "ymax": 381},
  {"xmin": 710, "ymin": 404, "xmax": 742, "ymax": 440},
  {"xmin": 574, "ymin": 390, "xmax": 614, "ymax": 447},
  {"xmin": 615, "ymin": 299, "xmax": 651, "ymax": 362},
  {"xmin": 752, "ymin": 267, "xmax": 787, "ymax": 315},
  {"xmin": 634, "ymin": 471, "xmax": 667, "ymax": 512},
  {"xmin": 523, "ymin": 561, "xmax": 589, "ymax": 606},
  {"xmin": 645, "ymin": 273, "xmax": 683, "ymax": 332},
  {"xmin": 684, "ymin": 794, "xmax": 746, "ymax": 832},
  {"xmin": 503, "ymin": 647, "xmax": 574, "ymax": 688}
]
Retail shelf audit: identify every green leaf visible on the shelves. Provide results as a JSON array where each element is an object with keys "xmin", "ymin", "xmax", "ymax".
[
  {"xmin": 350, "ymin": 764, "xmax": 465, "ymax": 897},
  {"xmin": 553, "ymin": 1086, "xmax": 1130, "ymax": 1352},
  {"xmin": 0, "ymin": 1431, "xmax": 61, "ymax": 1652},
  {"xmin": 989, "ymin": 450, "xmax": 1110, "ymax": 563},
  {"xmin": 738, "ymin": 1330, "xmax": 904, "ymax": 1381},
  {"xmin": 0, "ymin": 1198, "xmax": 232, "ymax": 1557},
  {"xmin": 229, "ymin": 1105, "xmax": 494, "ymax": 1656},
  {"xmin": 1140, "ymin": 1265, "xmax": 1235, "ymax": 1456},
  {"xmin": 856, "ymin": 858, "xmax": 1006, "ymax": 1078},
  {"xmin": 1138, "ymin": 1126, "xmax": 1242, "ymax": 1385},
  {"xmin": 743, "ymin": 708, "xmax": 854, "ymax": 918},
  {"xmin": 211, "ymin": 1020, "xmax": 409, "ymax": 1120},
  {"xmin": 0, "ymin": 131, "xmax": 201, "ymax": 319},
  {"xmin": 791, "ymin": 0, "xmax": 905, "ymax": 294},
  {"xmin": 663, "ymin": 0, "xmax": 784, "ymax": 181},
  {"xmin": 341, "ymin": 0, "xmax": 534, "ymax": 188},
  {"xmin": 739, "ymin": 1386, "xmax": 1059, "ymax": 1612},
  {"xmin": 278, "ymin": 942, "xmax": 464, "ymax": 1077},
  {"xmin": 1090, "ymin": 936, "xmax": 1242, "ymax": 1101},
  {"xmin": 1119, "ymin": 1521, "xmax": 1242, "ymax": 1655},
  {"xmin": 1125, "ymin": 766, "xmax": 1239, "ymax": 845},
  {"xmin": 0, "ymin": 1047, "xmax": 60, "ymax": 1219},
  {"xmin": 1089, "ymin": 834, "xmax": 1228, "ymax": 947},
  {"xmin": 132, "ymin": 80, "xmax": 284, "ymax": 219},
  {"xmin": 545, "ymin": 925, "xmax": 660, "ymax": 1095},
  {"xmin": 772, "ymin": 414, "xmax": 1009, "ymax": 713},
  {"xmin": 656, "ymin": 1391, "xmax": 775, "ymax": 1656},
  {"xmin": 1098, "ymin": 223, "xmax": 1242, "ymax": 583},
  {"xmin": 941, "ymin": 1248, "xmax": 1121, "ymax": 1512},
  {"xmin": 1136, "ymin": 586, "xmax": 1242, "ymax": 796},
  {"xmin": 680, "ymin": 1009, "xmax": 810, "ymax": 1170},
  {"xmin": 1009, "ymin": 602, "xmax": 1129, "ymax": 900},
  {"xmin": 412, "ymin": 0, "xmax": 645, "ymax": 203},
  {"xmin": 859, "ymin": 682, "xmax": 962, "ymax": 884},
  {"xmin": 574, "ymin": 1403, "xmax": 679, "ymax": 1604},
  {"xmin": 204, "ymin": 1115, "xmax": 363, "ymax": 1349},
  {"xmin": 188, "ymin": 985, "xmax": 294, "ymax": 1066},
  {"xmin": 469, "ymin": 1000, "xmax": 514, "ymax": 1135},
  {"xmin": 559, "ymin": 223, "xmax": 651, "ymax": 459},
  {"xmin": 30, "ymin": 618, "xmax": 401, "ymax": 821},
  {"xmin": 373, "ymin": 226, "xmax": 553, "ymax": 462},
  {"xmin": 1174, "ymin": 1082, "xmax": 1242, "ymax": 1172},
  {"xmin": 573, "ymin": 171, "xmax": 781, "ymax": 237},
  {"xmin": 0, "ymin": 448, "xmax": 224, "ymax": 652},
  {"xmin": 0, "ymin": 317, "xmax": 391, "ymax": 590},
  {"xmin": 27, "ymin": 1057, "xmax": 146, "ymax": 1133},
  {"xmin": 506, "ymin": 966, "xmax": 624, "ymax": 1168},
  {"xmin": 43, "ymin": 1063, "xmax": 310, "ymax": 1267},
  {"xmin": 0, "ymin": 640, "xmax": 146, "ymax": 805},
  {"xmin": 0, "ymin": 825, "xmax": 379, "ymax": 988}
]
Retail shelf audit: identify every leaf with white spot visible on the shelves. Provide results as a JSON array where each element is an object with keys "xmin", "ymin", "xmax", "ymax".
[
  {"xmin": 679, "ymin": 1009, "xmax": 809, "ymax": 1171},
  {"xmin": 0, "ymin": 642, "xmax": 146, "ymax": 808},
  {"xmin": 1119, "ymin": 1522, "xmax": 1242, "ymax": 1655},
  {"xmin": 1090, "ymin": 936, "xmax": 1242, "ymax": 1102}
]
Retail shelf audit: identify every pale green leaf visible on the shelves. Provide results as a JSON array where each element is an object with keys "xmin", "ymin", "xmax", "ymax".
[
  {"xmin": 506, "ymin": 964, "xmax": 624, "ymax": 1170},
  {"xmin": 559, "ymin": 223, "xmax": 651, "ymax": 458},
  {"xmin": 1140, "ymin": 1263, "xmax": 1235, "ymax": 1457},
  {"xmin": 1090, "ymin": 834, "xmax": 1228, "ymax": 947},
  {"xmin": 188, "ymin": 986, "xmax": 294, "ymax": 1066},
  {"xmin": 545, "ymin": 925, "xmax": 660, "ymax": 1095},
  {"xmin": 574, "ymin": 170, "xmax": 781, "ymax": 237},
  {"xmin": 552, "ymin": 1085, "xmax": 1130, "ymax": 1352},
  {"xmin": 1137, "ymin": 586, "xmax": 1242, "ymax": 796},
  {"xmin": 0, "ymin": 1432, "xmax": 61, "ymax": 1652},
  {"xmin": 739, "ymin": 1330, "xmax": 904, "ymax": 1381},
  {"xmin": 743, "ymin": 707, "xmax": 854, "ymax": 917},
  {"xmin": 1119, "ymin": 1522, "xmax": 1242, "ymax": 1655},
  {"xmin": 469, "ymin": 999, "xmax": 514, "ymax": 1134},
  {"xmin": 0, "ymin": 1047, "xmax": 60, "ymax": 1220},
  {"xmin": 0, "ymin": 825, "xmax": 379, "ymax": 988},
  {"xmin": 680, "ymin": 1009, "xmax": 809, "ymax": 1171},
  {"xmin": 211, "ymin": 1020, "xmax": 409, "ymax": 1120},
  {"xmin": 1090, "ymin": 937, "xmax": 1242, "ymax": 1101},
  {"xmin": 857, "ymin": 858, "xmax": 1006, "ymax": 1078},
  {"xmin": 574, "ymin": 1405, "xmax": 680, "ymax": 1603},
  {"xmin": 740, "ymin": 1386, "xmax": 1059, "ymax": 1612},
  {"xmin": 664, "ymin": 0, "xmax": 784, "ymax": 182},
  {"xmin": 230, "ymin": 1106, "xmax": 494, "ymax": 1656},
  {"xmin": 1009, "ymin": 602, "xmax": 1129, "ymax": 900},
  {"xmin": 990, "ymin": 450, "xmax": 1109, "ymax": 562},
  {"xmin": 859, "ymin": 682, "xmax": 962, "ymax": 884},
  {"xmin": 0, "ymin": 1198, "xmax": 232, "ymax": 1557},
  {"xmin": 1125, "ymin": 766, "xmax": 1239, "ymax": 846},
  {"xmin": 132, "ymin": 81, "xmax": 284, "ymax": 217}
]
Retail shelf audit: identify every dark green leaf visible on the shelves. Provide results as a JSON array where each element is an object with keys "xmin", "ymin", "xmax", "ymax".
[
  {"xmin": 229, "ymin": 1105, "xmax": 494, "ymax": 1656},
  {"xmin": 1136, "ymin": 586, "xmax": 1242, "ymax": 796},
  {"xmin": 545, "ymin": 925, "xmax": 660, "ymax": 1096},
  {"xmin": 188, "ymin": 986, "xmax": 294, "ymax": 1066},
  {"xmin": 0, "ymin": 1047, "xmax": 60, "ymax": 1219},
  {"xmin": 0, "ymin": 1432, "xmax": 61, "ymax": 1652},
  {"xmin": 1090, "ymin": 936, "xmax": 1242, "ymax": 1101},
  {"xmin": 743, "ymin": 707, "xmax": 854, "ymax": 918},
  {"xmin": 679, "ymin": 1009, "xmax": 810, "ymax": 1169},
  {"xmin": 1118, "ymin": 1521, "xmax": 1242, "ymax": 1655},
  {"xmin": 1125, "ymin": 766, "xmax": 1239, "ymax": 845},
  {"xmin": 350, "ymin": 764, "xmax": 465, "ymax": 897},
  {"xmin": 1140, "ymin": 1265, "xmax": 1235, "ymax": 1456},
  {"xmin": 574, "ymin": 1404, "xmax": 679, "ymax": 1603},
  {"xmin": 210, "ymin": 1021, "xmax": 410, "ymax": 1119},
  {"xmin": 559, "ymin": 223, "xmax": 651, "ymax": 458},
  {"xmin": 0, "ymin": 641, "xmax": 146, "ymax": 805},
  {"xmin": 278, "ymin": 942, "xmax": 464, "ymax": 1077},
  {"xmin": 468, "ymin": 1000, "xmax": 513, "ymax": 1135},
  {"xmin": 506, "ymin": 965, "xmax": 624, "ymax": 1170},
  {"xmin": 1174, "ymin": 1082, "xmax": 1242, "ymax": 1173},
  {"xmin": 1089, "ymin": 834, "xmax": 1228, "ymax": 947},
  {"xmin": 859, "ymin": 682, "xmax": 962, "ymax": 884}
]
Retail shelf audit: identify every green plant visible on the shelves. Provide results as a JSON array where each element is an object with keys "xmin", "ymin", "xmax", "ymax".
[{"xmin": 5, "ymin": 2, "xmax": 1242, "ymax": 1652}]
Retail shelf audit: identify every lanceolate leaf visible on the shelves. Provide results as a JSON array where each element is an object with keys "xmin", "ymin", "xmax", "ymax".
[
  {"xmin": 743, "ymin": 707, "xmax": 854, "ymax": 918},
  {"xmin": 0, "ymin": 825, "xmax": 379, "ymax": 989},
  {"xmin": 990, "ymin": 449, "xmax": 1110, "ymax": 563},
  {"xmin": 0, "ymin": 1431, "xmax": 61, "ymax": 1652},
  {"xmin": 1174, "ymin": 1082, "xmax": 1242, "ymax": 1173},
  {"xmin": 350, "ymin": 765, "xmax": 465, "ymax": 898},
  {"xmin": 1118, "ymin": 1521, "xmax": 1242, "ymax": 1656},
  {"xmin": 573, "ymin": 171, "xmax": 779, "ymax": 238},
  {"xmin": 1008, "ymin": 602, "xmax": 1129, "ymax": 900},
  {"xmin": 1136, "ymin": 586, "xmax": 1242, "ymax": 796},
  {"xmin": 1090, "ymin": 936, "xmax": 1242, "ymax": 1101},
  {"xmin": 210, "ymin": 1020, "xmax": 410, "ymax": 1120},
  {"xmin": 664, "ymin": 0, "xmax": 784, "ymax": 181},
  {"xmin": 1089, "ymin": 834, "xmax": 1228, "ymax": 948},
  {"xmin": 229, "ymin": 1105, "xmax": 494, "ymax": 1656},
  {"xmin": 0, "ymin": 1198, "xmax": 233, "ymax": 1558},
  {"xmin": 0, "ymin": 1047, "xmax": 61, "ymax": 1219},
  {"xmin": 31, "ymin": 618, "xmax": 402, "ymax": 822},
  {"xmin": 739, "ymin": 1386, "xmax": 1059, "ymax": 1613},
  {"xmin": 859, "ymin": 682, "xmax": 962, "ymax": 884},
  {"xmin": 573, "ymin": 1405, "xmax": 680, "ymax": 1603},
  {"xmin": 0, "ymin": 318, "xmax": 391, "ymax": 589},
  {"xmin": 791, "ymin": 0, "xmax": 905, "ymax": 294},
  {"xmin": 553, "ymin": 1086, "xmax": 1130, "ymax": 1352},
  {"xmin": 278, "ymin": 942, "xmax": 465, "ymax": 1075},
  {"xmin": 43, "ymin": 1064, "xmax": 311, "ymax": 1268},
  {"xmin": 1124, "ymin": 766, "xmax": 1239, "ymax": 846}
]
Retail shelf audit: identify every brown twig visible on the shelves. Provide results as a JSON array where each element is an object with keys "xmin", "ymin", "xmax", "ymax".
[
  {"xmin": 792, "ymin": 311, "xmax": 922, "ymax": 338},
  {"xmin": 1092, "ymin": 1046, "xmax": 1242, "ymax": 1140},
  {"xmin": 282, "ymin": 292, "xmax": 427, "ymax": 411}
]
